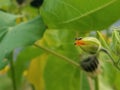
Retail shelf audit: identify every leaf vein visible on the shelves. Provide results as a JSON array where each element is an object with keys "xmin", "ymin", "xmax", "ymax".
[{"xmin": 59, "ymin": 0, "xmax": 117, "ymax": 24}]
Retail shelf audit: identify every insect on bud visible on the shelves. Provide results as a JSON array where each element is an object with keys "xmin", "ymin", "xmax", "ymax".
[
  {"xmin": 75, "ymin": 37, "xmax": 101, "ymax": 54},
  {"xmin": 80, "ymin": 55, "xmax": 101, "ymax": 76}
]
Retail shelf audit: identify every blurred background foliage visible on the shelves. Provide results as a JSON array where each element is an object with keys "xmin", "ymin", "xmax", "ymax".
[{"xmin": 0, "ymin": 0, "xmax": 120, "ymax": 90}]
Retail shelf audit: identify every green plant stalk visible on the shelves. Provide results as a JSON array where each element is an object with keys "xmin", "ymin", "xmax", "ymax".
[
  {"xmin": 94, "ymin": 76, "xmax": 99, "ymax": 90},
  {"xmin": 34, "ymin": 44, "xmax": 80, "ymax": 68},
  {"xmin": 37, "ymin": 8, "xmax": 40, "ymax": 15},
  {"xmin": 9, "ymin": 52, "xmax": 17, "ymax": 90},
  {"xmin": 100, "ymin": 48, "xmax": 115, "ymax": 64},
  {"xmin": 87, "ymin": 76, "xmax": 94, "ymax": 90},
  {"xmin": 100, "ymin": 48, "xmax": 120, "ymax": 70}
]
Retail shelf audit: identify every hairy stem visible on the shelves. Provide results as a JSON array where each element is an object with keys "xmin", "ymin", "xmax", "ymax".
[{"xmin": 34, "ymin": 44, "xmax": 80, "ymax": 68}]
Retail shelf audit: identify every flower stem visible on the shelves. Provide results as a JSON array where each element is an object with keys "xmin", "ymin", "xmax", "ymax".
[
  {"xmin": 94, "ymin": 76, "xmax": 99, "ymax": 90},
  {"xmin": 87, "ymin": 76, "xmax": 94, "ymax": 90},
  {"xmin": 100, "ymin": 48, "xmax": 120, "ymax": 70},
  {"xmin": 34, "ymin": 44, "xmax": 80, "ymax": 68}
]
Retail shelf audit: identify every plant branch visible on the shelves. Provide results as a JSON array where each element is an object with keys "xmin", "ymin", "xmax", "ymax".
[
  {"xmin": 34, "ymin": 44, "xmax": 80, "ymax": 68},
  {"xmin": 94, "ymin": 76, "xmax": 99, "ymax": 90},
  {"xmin": 100, "ymin": 48, "xmax": 120, "ymax": 70},
  {"xmin": 87, "ymin": 76, "xmax": 94, "ymax": 90}
]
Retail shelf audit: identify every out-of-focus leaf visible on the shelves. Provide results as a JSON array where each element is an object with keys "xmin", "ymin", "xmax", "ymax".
[
  {"xmin": 111, "ymin": 30, "xmax": 120, "ymax": 55},
  {"xmin": 112, "ymin": 30, "xmax": 120, "ymax": 43},
  {"xmin": 96, "ymin": 31, "xmax": 109, "ymax": 49},
  {"xmin": 0, "ymin": 11, "xmax": 19, "ymax": 42},
  {"xmin": 13, "ymin": 46, "xmax": 43, "ymax": 88},
  {"xmin": 27, "ymin": 53, "xmax": 48, "ymax": 90},
  {"xmin": 43, "ymin": 30, "xmax": 62, "ymax": 48},
  {"xmin": 0, "ymin": 28, "xmax": 8, "ymax": 42},
  {"xmin": 41, "ymin": 0, "xmax": 120, "ymax": 32},
  {"xmin": 114, "ymin": 71, "xmax": 120, "ymax": 90},
  {"xmin": 0, "ymin": 75, "xmax": 13, "ymax": 90},
  {"xmin": 42, "ymin": 29, "xmax": 79, "ymax": 61},
  {"xmin": 39, "ymin": 30, "xmax": 80, "ymax": 90},
  {"xmin": 100, "ymin": 53, "xmax": 117, "ymax": 86},
  {"xmin": 0, "ymin": 11, "xmax": 19, "ymax": 29},
  {"xmin": 0, "ymin": 0, "xmax": 11, "ymax": 7},
  {"xmin": 0, "ymin": 65, "xmax": 9, "ymax": 75},
  {"xmin": 99, "ymin": 80, "xmax": 113, "ymax": 90},
  {"xmin": 0, "ymin": 16, "xmax": 46, "ymax": 69},
  {"xmin": 80, "ymin": 72, "xmax": 90, "ymax": 90},
  {"xmin": 44, "ymin": 56, "xmax": 80, "ymax": 90},
  {"xmin": 111, "ymin": 31, "xmax": 118, "ymax": 52},
  {"xmin": 107, "ymin": 28, "xmax": 120, "ymax": 89}
]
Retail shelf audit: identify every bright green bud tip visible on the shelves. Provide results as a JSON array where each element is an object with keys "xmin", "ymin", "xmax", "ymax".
[{"xmin": 75, "ymin": 37, "xmax": 101, "ymax": 54}]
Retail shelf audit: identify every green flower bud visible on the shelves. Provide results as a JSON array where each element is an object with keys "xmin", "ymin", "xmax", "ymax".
[{"xmin": 75, "ymin": 37, "xmax": 101, "ymax": 54}]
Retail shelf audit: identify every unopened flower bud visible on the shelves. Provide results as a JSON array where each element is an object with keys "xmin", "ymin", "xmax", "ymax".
[{"xmin": 75, "ymin": 37, "xmax": 101, "ymax": 54}]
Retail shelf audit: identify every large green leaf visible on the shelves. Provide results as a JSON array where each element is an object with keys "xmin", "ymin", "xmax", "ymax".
[
  {"xmin": 41, "ymin": 0, "xmax": 120, "ymax": 32},
  {"xmin": 44, "ymin": 56, "xmax": 80, "ymax": 90},
  {"xmin": 0, "ymin": 11, "xmax": 19, "ymax": 41},
  {"xmin": 0, "ymin": 0, "xmax": 11, "ymax": 8},
  {"xmin": 27, "ymin": 53, "xmax": 48, "ymax": 90},
  {"xmin": 80, "ymin": 72, "xmax": 90, "ymax": 90},
  {"xmin": 0, "ymin": 15, "xmax": 46, "ymax": 69},
  {"xmin": 38, "ymin": 30, "xmax": 81, "ymax": 90},
  {"xmin": 0, "ymin": 11, "xmax": 18, "ymax": 29}
]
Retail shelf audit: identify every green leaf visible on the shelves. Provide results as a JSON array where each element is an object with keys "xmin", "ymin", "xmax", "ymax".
[
  {"xmin": 0, "ymin": 75, "xmax": 13, "ymax": 90},
  {"xmin": 0, "ymin": 16, "xmax": 46, "ymax": 69},
  {"xmin": 114, "ymin": 71, "xmax": 120, "ymax": 90},
  {"xmin": 41, "ymin": 0, "xmax": 120, "ymax": 32},
  {"xmin": 27, "ymin": 53, "xmax": 48, "ymax": 90},
  {"xmin": 40, "ymin": 30, "xmax": 80, "ymax": 90},
  {"xmin": 0, "ymin": 0, "xmax": 11, "ymax": 7},
  {"xmin": 0, "ymin": 28, "xmax": 8, "ymax": 41},
  {"xmin": 0, "ymin": 11, "xmax": 18, "ymax": 29},
  {"xmin": 44, "ymin": 56, "xmax": 80, "ymax": 90},
  {"xmin": 106, "ymin": 30, "xmax": 120, "ymax": 89},
  {"xmin": 13, "ymin": 46, "xmax": 43, "ymax": 88},
  {"xmin": 0, "ymin": 11, "xmax": 19, "ymax": 42},
  {"xmin": 80, "ymin": 72, "xmax": 90, "ymax": 90},
  {"xmin": 109, "ymin": 30, "xmax": 120, "ymax": 54},
  {"xmin": 96, "ymin": 31, "xmax": 109, "ymax": 49},
  {"xmin": 101, "ymin": 60, "xmax": 116, "ymax": 85},
  {"xmin": 112, "ymin": 30, "xmax": 120, "ymax": 44}
]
